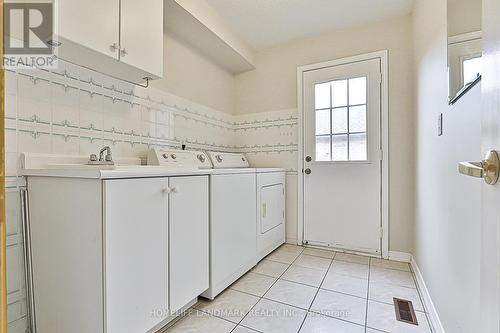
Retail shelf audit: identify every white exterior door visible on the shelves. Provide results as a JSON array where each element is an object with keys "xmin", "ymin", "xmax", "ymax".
[
  {"xmin": 103, "ymin": 178, "xmax": 169, "ymax": 333},
  {"xmin": 480, "ymin": 0, "xmax": 500, "ymax": 330},
  {"xmin": 302, "ymin": 57, "xmax": 383, "ymax": 255}
]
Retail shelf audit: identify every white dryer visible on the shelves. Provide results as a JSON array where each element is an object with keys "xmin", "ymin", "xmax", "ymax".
[{"xmin": 256, "ymin": 169, "xmax": 286, "ymax": 262}]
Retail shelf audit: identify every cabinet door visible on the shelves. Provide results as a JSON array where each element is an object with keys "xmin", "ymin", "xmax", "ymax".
[
  {"xmin": 103, "ymin": 178, "xmax": 168, "ymax": 333},
  {"xmin": 56, "ymin": 0, "xmax": 120, "ymax": 59},
  {"xmin": 169, "ymin": 176, "xmax": 209, "ymax": 312},
  {"xmin": 120, "ymin": 0, "xmax": 164, "ymax": 77}
]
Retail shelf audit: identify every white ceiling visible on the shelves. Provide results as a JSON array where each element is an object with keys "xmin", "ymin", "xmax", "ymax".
[{"xmin": 206, "ymin": 0, "xmax": 414, "ymax": 50}]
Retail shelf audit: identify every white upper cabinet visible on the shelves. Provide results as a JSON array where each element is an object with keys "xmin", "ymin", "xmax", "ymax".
[
  {"xmin": 54, "ymin": 0, "xmax": 163, "ymax": 84},
  {"xmin": 120, "ymin": 0, "xmax": 164, "ymax": 78},
  {"xmin": 56, "ymin": 0, "xmax": 120, "ymax": 59}
]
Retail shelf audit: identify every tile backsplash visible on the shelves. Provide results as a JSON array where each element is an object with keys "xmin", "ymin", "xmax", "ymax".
[{"xmin": 4, "ymin": 60, "xmax": 299, "ymax": 332}]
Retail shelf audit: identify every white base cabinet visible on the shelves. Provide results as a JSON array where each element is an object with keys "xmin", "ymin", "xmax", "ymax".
[
  {"xmin": 103, "ymin": 178, "xmax": 169, "ymax": 333},
  {"xmin": 27, "ymin": 175, "xmax": 209, "ymax": 333},
  {"xmin": 168, "ymin": 177, "xmax": 209, "ymax": 312}
]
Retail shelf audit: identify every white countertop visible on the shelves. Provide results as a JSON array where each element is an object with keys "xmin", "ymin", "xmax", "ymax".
[
  {"xmin": 21, "ymin": 166, "xmax": 287, "ymax": 179},
  {"xmin": 19, "ymin": 153, "xmax": 286, "ymax": 179},
  {"xmin": 22, "ymin": 165, "xmax": 212, "ymax": 179}
]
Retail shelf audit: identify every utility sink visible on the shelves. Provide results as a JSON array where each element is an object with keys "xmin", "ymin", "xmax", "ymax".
[
  {"xmin": 46, "ymin": 163, "xmax": 117, "ymax": 170},
  {"xmin": 45, "ymin": 163, "xmax": 201, "ymax": 173}
]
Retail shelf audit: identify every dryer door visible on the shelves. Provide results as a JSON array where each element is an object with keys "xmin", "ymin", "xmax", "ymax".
[{"xmin": 260, "ymin": 183, "xmax": 284, "ymax": 234}]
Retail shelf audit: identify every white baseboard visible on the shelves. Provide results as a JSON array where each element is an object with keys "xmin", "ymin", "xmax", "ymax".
[
  {"xmin": 410, "ymin": 256, "xmax": 445, "ymax": 333},
  {"xmin": 388, "ymin": 251, "xmax": 412, "ymax": 262}
]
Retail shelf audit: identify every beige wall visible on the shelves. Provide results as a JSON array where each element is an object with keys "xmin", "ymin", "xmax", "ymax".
[
  {"xmin": 448, "ymin": 0, "xmax": 482, "ymax": 36},
  {"xmin": 413, "ymin": 0, "xmax": 481, "ymax": 331},
  {"xmin": 234, "ymin": 15, "xmax": 415, "ymax": 253},
  {"xmin": 152, "ymin": 33, "xmax": 235, "ymax": 115}
]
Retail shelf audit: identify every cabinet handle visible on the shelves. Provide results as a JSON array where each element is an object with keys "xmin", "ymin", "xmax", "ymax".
[
  {"xmin": 109, "ymin": 43, "xmax": 118, "ymax": 53},
  {"xmin": 162, "ymin": 187, "xmax": 172, "ymax": 194},
  {"xmin": 171, "ymin": 186, "xmax": 179, "ymax": 194},
  {"xmin": 120, "ymin": 48, "xmax": 128, "ymax": 57}
]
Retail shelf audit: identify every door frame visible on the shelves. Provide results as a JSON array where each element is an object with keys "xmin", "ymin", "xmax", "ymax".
[
  {"xmin": 1, "ymin": 0, "xmax": 7, "ymax": 331},
  {"xmin": 296, "ymin": 50, "xmax": 389, "ymax": 259}
]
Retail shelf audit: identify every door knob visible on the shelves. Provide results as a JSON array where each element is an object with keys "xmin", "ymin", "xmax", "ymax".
[
  {"xmin": 305, "ymin": 156, "xmax": 312, "ymax": 162},
  {"xmin": 458, "ymin": 150, "xmax": 500, "ymax": 185},
  {"xmin": 304, "ymin": 168, "xmax": 311, "ymax": 175}
]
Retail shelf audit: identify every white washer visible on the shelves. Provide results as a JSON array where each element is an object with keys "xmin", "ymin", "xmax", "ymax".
[
  {"xmin": 256, "ymin": 169, "xmax": 286, "ymax": 262},
  {"xmin": 202, "ymin": 151, "xmax": 257, "ymax": 299},
  {"xmin": 147, "ymin": 148, "xmax": 212, "ymax": 169},
  {"xmin": 203, "ymin": 151, "xmax": 285, "ymax": 298}
]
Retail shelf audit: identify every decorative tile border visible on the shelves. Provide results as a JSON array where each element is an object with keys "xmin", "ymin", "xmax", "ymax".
[{"xmin": 6, "ymin": 62, "xmax": 299, "ymax": 177}]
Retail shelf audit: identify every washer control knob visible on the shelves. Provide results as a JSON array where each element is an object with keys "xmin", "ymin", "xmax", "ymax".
[
  {"xmin": 162, "ymin": 153, "xmax": 169, "ymax": 159},
  {"xmin": 215, "ymin": 155, "xmax": 223, "ymax": 163},
  {"xmin": 197, "ymin": 154, "xmax": 206, "ymax": 163},
  {"xmin": 171, "ymin": 154, "xmax": 177, "ymax": 160}
]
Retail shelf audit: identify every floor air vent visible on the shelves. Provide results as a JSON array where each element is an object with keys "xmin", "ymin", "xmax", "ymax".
[{"xmin": 394, "ymin": 298, "xmax": 418, "ymax": 325}]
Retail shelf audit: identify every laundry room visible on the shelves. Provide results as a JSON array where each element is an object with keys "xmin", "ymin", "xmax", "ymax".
[{"xmin": 0, "ymin": 0, "xmax": 497, "ymax": 332}]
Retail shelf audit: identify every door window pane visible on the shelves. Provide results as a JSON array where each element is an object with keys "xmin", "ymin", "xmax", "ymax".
[
  {"xmin": 313, "ymin": 76, "xmax": 369, "ymax": 162},
  {"xmin": 349, "ymin": 105, "xmax": 366, "ymax": 133},
  {"xmin": 332, "ymin": 135, "xmax": 348, "ymax": 161},
  {"xmin": 332, "ymin": 80, "xmax": 348, "ymax": 107},
  {"xmin": 349, "ymin": 133, "xmax": 367, "ymax": 161},
  {"xmin": 349, "ymin": 77, "xmax": 367, "ymax": 105},
  {"xmin": 332, "ymin": 108, "xmax": 347, "ymax": 134},
  {"xmin": 316, "ymin": 136, "xmax": 331, "ymax": 161},
  {"xmin": 315, "ymin": 109, "xmax": 330, "ymax": 135},
  {"xmin": 315, "ymin": 82, "xmax": 330, "ymax": 109}
]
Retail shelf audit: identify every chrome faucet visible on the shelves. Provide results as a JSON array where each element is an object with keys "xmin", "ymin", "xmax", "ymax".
[{"xmin": 88, "ymin": 146, "xmax": 114, "ymax": 165}]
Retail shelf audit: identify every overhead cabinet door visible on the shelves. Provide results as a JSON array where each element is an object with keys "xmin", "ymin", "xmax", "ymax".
[
  {"xmin": 120, "ymin": 0, "xmax": 164, "ymax": 77},
  {"xmin": 55, "ymin": 0, "xmax": 120, "ymax": 59},
  {"xmin": 169, "ymin": 176, "xmax": 209, "ymax": 312},
  {"xmin": 103, "ymin": 178, "xmax": 169, "ymax": 333}
]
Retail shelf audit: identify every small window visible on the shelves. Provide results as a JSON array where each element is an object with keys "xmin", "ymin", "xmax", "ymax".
[
  {"xmin": 314, "ymin": 77, "xmax": 368, "ymax": 161},
  {"xmin": 462, "ymin": 56, "xmax": 482, "ymax": 85}
]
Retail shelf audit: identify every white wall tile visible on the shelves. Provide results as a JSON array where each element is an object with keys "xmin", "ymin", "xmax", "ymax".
[{"xmin": 5, "ymin": 93, "xmax": 17, "ymax": 119}]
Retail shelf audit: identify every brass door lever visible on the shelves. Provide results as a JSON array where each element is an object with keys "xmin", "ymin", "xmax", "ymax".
[{"xmin": 459, "ymin": 150, "xmax": 500, "ymax": 185}]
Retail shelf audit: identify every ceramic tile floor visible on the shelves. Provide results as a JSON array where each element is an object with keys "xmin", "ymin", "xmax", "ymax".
[{"xmin": 161, "ymin": 245, "xmax": 432, "ymax": 333}]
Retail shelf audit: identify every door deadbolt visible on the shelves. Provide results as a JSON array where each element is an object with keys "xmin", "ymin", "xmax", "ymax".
[
  {"xmin": 304, "ymin": 168, "xmax": 311, "ymax": 175},
  {"xmin": 305, "ymin": 156, "xmax": 312, "ymax": 162}
]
